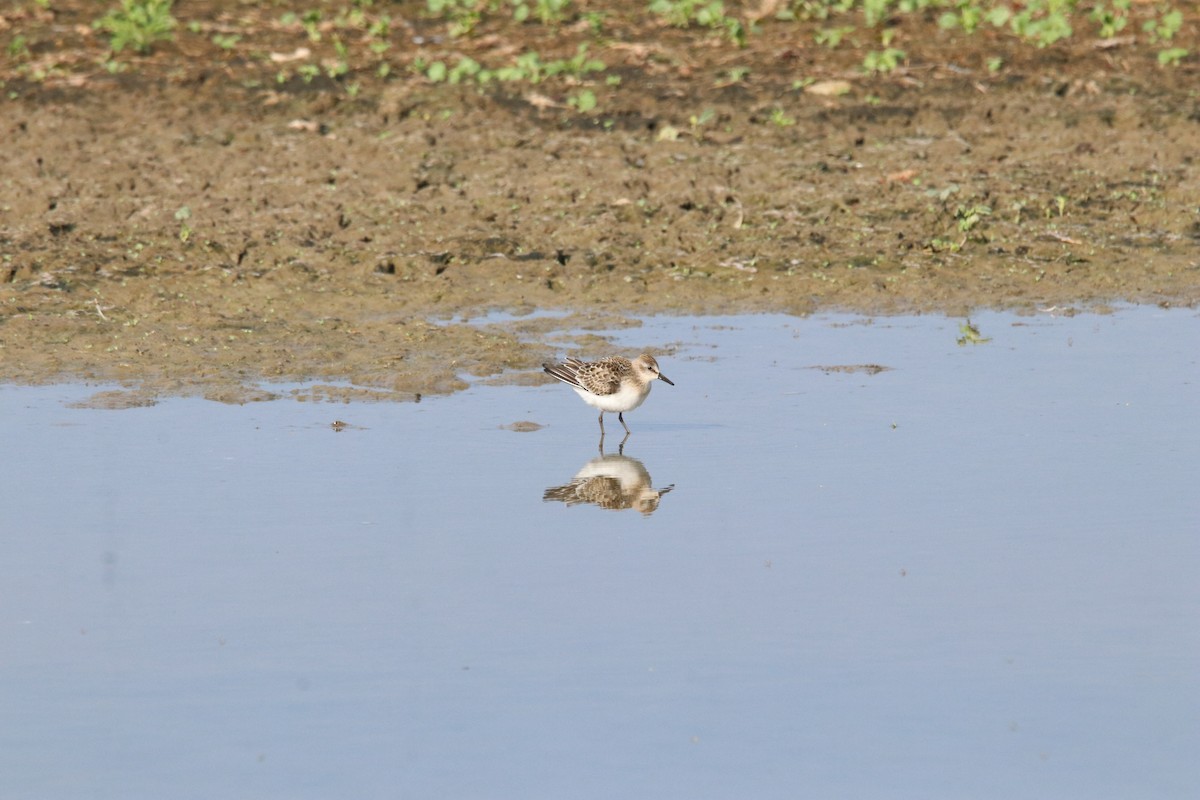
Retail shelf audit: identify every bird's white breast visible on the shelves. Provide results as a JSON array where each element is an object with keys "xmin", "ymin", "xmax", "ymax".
[{"xmin": 573, "ymin": 380, "xmax": 651, "ymax": 413}]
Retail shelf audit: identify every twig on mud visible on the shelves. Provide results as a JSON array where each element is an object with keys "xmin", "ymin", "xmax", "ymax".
[
  {"xmin": 93, "ymin": 299, "xmax": 110, "ymax": 321},
  {"xmin": 1044, "ymin": 231, "xmax": 1082, "ymax": 245}
]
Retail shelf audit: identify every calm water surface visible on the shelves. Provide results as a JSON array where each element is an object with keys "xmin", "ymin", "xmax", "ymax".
[{"xmin": 3, "ymin": 307, "xmax": 1198, "ymax": 799}]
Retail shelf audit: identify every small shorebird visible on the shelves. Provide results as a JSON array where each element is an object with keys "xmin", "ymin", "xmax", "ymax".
[{"xmin": 543, "ymin": 353, "xmax": 674, "ymax": 434}]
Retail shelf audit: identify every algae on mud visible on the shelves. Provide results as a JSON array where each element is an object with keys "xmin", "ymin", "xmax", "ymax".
[{"xmin": 2, "ymin": 2, "xmax": 1198, "ymax": 401}]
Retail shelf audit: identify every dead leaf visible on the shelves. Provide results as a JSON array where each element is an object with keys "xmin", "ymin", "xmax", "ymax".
[
  {"xmin": 806, "ymin": 80, "xmax": 852, "ymax": 97},
  {"xmin": 746, "ymin": 0, "xmax": 786, "ymax": 23},
  {"xmin": 270, "ymin": 47, "xmax": 311, "ymax": 63},
  {"xmin": 886, "ymin": 169, "xmax": 918, "ymax": 184},
  {"xmin": 524, "ymin": 92, "xmax": 560, "ymax": 110}
]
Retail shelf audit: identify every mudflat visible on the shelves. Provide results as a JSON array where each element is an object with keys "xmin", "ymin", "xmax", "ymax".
[{"xmin": 3, "ymin": 2, "xmax": 1198, "ymax": 403}]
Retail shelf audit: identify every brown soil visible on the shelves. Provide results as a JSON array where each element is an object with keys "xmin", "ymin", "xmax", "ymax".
[{"xmin": 3, "ymin": 2, "xmax": 1199, "ymax": 405}]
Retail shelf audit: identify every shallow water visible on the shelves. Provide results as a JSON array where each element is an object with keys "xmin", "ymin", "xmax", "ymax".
[{"xmin": 3, "ymin": 307, "xmax": 1198, "ymax": 799}]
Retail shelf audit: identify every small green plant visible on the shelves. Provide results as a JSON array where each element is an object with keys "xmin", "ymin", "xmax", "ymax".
[
  {"xmin": 955, "ymin": 204, "xmax": 991, "ymax": 233},
  {"xmin": 957, "ymin": 319, "xmax": 992, "ymax": 346},
  {"xmin": 7, "ymin": 34, "xmax": 30, "ymax": 59},
  {"xmin": 689, "ymin": 107, "xmax": 715, "ymax": 136},
  {"xmin": 1006, "ymin": 0, "xmax": 1074, "ymax": 47},
  {"xmin": 938, "ymin": 4, "xmax": 985, "ymax": 34},
  {"xmin": 815, "ymin": 25, "xmax": 854, "ymax": 48},
  {"xmin": 568, "ymin": 89, "xmax": 597, "ymax": 112},
  {"xmin": 1144, "ymin": 7, "xmax": 1183, "ymax": 42},
  {"xmin": 769, "ymin": 107, "xmax": 795, "ymax": 127},
  {"xmin": 648, "ymin": 0, "xmax": 745, "ymax": 44},
  {"xmin": 425, "ymin": 47, "xmax": 602, "ymax": 86},
  {"xmin": 650, "ymin": 0, "xmax": 718, "ymax": 27},
  {"xmin": 862, "ymin": 47, "xmax": 905, "ymax": 74},
  {"xmin": 555, "ymin": 42, "xmax": 606, "ymax": 77},
  {"xmin": 486, "ymin": 44, "xmax": 604, "ymax": 82},
  {"xmin": 1090, "ymin": 0, "xmax": 1130, "ymax": 38},
  {"xmin": 424, "ymin": 58, "xmax": 467, "ymax": 83},
  {"xmin": 427, "ymin": 0, "xmax": 482, "ymax": 37},
  {"xmin": 511, "ymin": 0, "xmax": 572, "ymax": 25},
  {"xmin": 926, "ymin": 184, "xmax": 961, "ymax": 203},
  {"xmin": 790, "ymin": 0, "xmax": 855, "ymax": 23},
  {"xmin": 724, "ymin": 66, "xmax": 750, "ymax": 84},
  {"xmin": 326, "ymin": 37, "xmax": 350, "ymax": 79},
  {"xmin": 174, "ymin": 205, "xmax": 192, "ymax": 243},
  {"xmin": 493, "ymin": 51, "xmax": 553, "ymax": 82},
  {"xmin": 1042, "ymin": 194, "xmax": 1068, "ymax": 218},
  {"xmin": 1157, "ymin": 47, "xmax": 1188, "ymax": 67},
  {"xmin": 418, "ymin": 57, "xmax": 439, "ymax": 80},
  {"xmin": 212, "ymin": 33, "xmax": 240, "ymax": 50},
  {"xmin": 368, "ymin": 16, "xmax": 391, "ymax": 40},
  {"xmin": 582, "ymin": 10, "xmax": 606, "ymax": 32},
  {"xmin": 95, "ymin": 0, "xmax": 177, "ymax": 54},
  {"xmin": 1011, "ymin": 199, "xmax": 1028, "ymax": 224},
  {"xmin": 926, "ymin": 236, "xmax": 961, "ymax": 254},
  {"xmin": 300, "ymin": 9, "xmax": 323, "ymax": 42}
]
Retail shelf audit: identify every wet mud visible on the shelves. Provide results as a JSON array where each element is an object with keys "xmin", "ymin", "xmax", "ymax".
[{"xmin": 3, "ymin": 2, "xmax": 1198, "ymax": 404}]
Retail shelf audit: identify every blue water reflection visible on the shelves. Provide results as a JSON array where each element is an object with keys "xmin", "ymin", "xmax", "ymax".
[
  {"xmin": 2, "ymin": 306, "xmax": 1197, "ymax": 799},
  {"xmin": 543, "ymin": 437, "xmax": 675, "ymax": 515}
]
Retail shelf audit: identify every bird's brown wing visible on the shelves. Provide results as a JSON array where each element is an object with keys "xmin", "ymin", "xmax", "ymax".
[
  {"xmin": 543, "ymin": 360, "xmax": 583, "ymax": 389},
  {"xmin": 576, "ymin": 362, "xmax": 622, "ymax": 396}
]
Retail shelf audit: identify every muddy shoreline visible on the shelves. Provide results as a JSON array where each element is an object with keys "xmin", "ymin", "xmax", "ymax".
[{"xmin": 3, "ymin": 4, "xmax": 1198, "ymax": 404}]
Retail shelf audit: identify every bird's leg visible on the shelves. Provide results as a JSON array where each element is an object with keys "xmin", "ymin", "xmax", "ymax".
[
  {"xmin": 598, "ymin": 411, "xmax": 605, "ymax": 434},
  {"xmin": 618, "ymin": 432, "xmax": 630, "ymax": 455},
  {"xmin": 618, "ymin": 412, "xmax": 631, "ymax": 434}
]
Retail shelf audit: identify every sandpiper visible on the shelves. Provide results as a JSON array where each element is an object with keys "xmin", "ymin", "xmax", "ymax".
[{"xmin": 543, "ymin": 353, "xmax": 674, "ymax": 434}]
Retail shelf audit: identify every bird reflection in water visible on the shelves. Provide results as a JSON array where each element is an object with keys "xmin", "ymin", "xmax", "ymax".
[{"xmin": 543, "ymin": 434, "xmax": 674, "ymax": 516}]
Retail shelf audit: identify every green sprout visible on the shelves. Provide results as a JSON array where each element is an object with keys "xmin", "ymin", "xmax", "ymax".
[
  {"xmin": 1158, "ymin": 47, "xmax": 1188, "ymax": 67},
  {"xmin": 95, "ymin": 0, "xmax": 177, "ymax": 54},
  {"xmin": 862, "ymin": 47, "xmax": 905, "ymax": 74},
  {"xmin": 568, "ymin": 89, "xmax": 597, "ymax": 112},
  {"xmin": 815, "ymin": 25, "xmax": 854, "ymax": 48},
  {"xmin": 957, "ymin": 320, "xmax": 992, "ymax": 346},
  {"xmin": 769, "ymin": 107, "xmax": 796, "ymax": 127},
  {"xmin": 956, "ymin": 204, "xmax": 992, "ymax": 233},
  {"xmin": 174, "ymin": 205, "xmax": 192, "ymax": 243}
]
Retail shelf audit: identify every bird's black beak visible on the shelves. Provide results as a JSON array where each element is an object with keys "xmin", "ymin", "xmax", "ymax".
[{"xmin": 659, "ymin": 374, "xmax": 674, "ymax": 386}]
